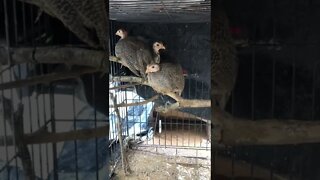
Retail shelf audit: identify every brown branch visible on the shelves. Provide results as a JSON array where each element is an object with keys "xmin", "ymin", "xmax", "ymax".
[
  {"xmin": 214, "ymin": 105, "xmax": 320, "ymax": 145},
  {"xmin": 155, "ymin": 109, "xmax": 210, "ymax": 123},
  {"xmin": 0, "ymin": 46, "xmax": 107, "ymax": 68},
  {"xmin": 110, "ymin": 76, "xmax": 211, "ymax": 109},
  {"xmin": 109, "ymin": 95, "xmax": 159, "ymax": 108},
  {"xmin": 110, "ymin": 76, "xmax": 147, "ymax": 85},
  {"xmin": 109, "ymin": 83, "xmax": 140, "ymax": 90},
  {"xmin": 0, "ymin": 125, "xmax": 108, "ymax": 146},
  {"xmin": 155, "ymin": 98, "xmax": 211, "ymax": 113},
  {"xmin": 0, "ymin": 67, "xmax": 100, "ymax": 90}
]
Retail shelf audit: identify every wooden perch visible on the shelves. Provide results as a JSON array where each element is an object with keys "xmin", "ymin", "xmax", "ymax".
[
  {"xmin": 156, "ymin": 109, "xmax": 211, "ymax": 123},
  {"xmin": 110, "ymin": 76, "xmax": 211, "ymax": 111},
  {"xmin": 109, "ymin": 95, "xmax": 159, "ymax": 108},
  {"xmin": 110, "ymin": 75, "xmax": 147, "ymax": 85},
  {"xmin": 0, "ymin": 125, "xmax": 108, "ymax": 146},
  {"xmin": 109, "ymin": 83, "xmax": 140, "ymax": 90},
  {"xmin": 155, "ymin": 99, "xmax": 211, "ymax": 113},
  {"xmin": 0, "ymin": 46, "xmax": 107, "ymax": 68},
  {"xmin": 214, "ymin": 105, "xmax": 320, "ymax": 145},
  {"xmin": 0, "ymin": 67, "xmax": 99, "ymax": 90}
]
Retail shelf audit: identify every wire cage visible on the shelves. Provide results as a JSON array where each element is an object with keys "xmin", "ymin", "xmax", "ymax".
[
  {"xmin": 0, "ymin": 0, "xmax": 108, "ymax": 179},
  {"xmin": 108, "ymin": 0, "xmax": 211, "ymax": 179},
  {"xmin": 213, "ymin": 0, "xmax": 320, "ymax": 179}
]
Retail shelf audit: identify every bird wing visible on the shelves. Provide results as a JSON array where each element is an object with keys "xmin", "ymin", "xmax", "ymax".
[
  {"xmin": 161, "ymin": 63, "xmax": 185, "ymax": 94},
  {"xmin": 115, "ymin": 39, "xmax": 140, "ymax": 76}
]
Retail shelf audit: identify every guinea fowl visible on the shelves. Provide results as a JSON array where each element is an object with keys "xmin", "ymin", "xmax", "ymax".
[
  {"xmin": 145, "ymin": 44, "xmax": 185, "ymax": 97},
  {"xmin": 212, "ymin": 6, "xmax": 239, "ymax": 110},
  {"xmin": 115, "ymin": 29, "xmax": 165, "ymax": 78},
  {"xmin": 152, "ymin": 41, "xmax": 166, "ymax": 63},
  {"xmin": 146, "ymin": 63, "xmax": 185, "ymax": 97}
]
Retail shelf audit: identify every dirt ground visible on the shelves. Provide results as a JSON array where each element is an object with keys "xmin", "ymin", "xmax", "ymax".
[{"xmin": 112, "ymin": 147, "xmax": 211, "ymax": 180}]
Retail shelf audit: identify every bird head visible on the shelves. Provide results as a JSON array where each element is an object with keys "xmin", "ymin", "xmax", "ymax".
[
  {"xmin": 115, "ymin": 29, "xmax": 127, "ymax": 39},
  {"xmin": 153, "ymin": 41, "xmax": 166, "ymax": 54},
  {"xmin": 145, "ymin": 64, "xmax": 160, "ymax": 74}
]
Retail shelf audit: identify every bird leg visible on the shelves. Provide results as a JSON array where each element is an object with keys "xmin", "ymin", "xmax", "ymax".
[
  {"xmin": 109, "ymin": 55, "xmax": 121, "ymax": 63},
  {"xmin": 214, "ymin": 91, "xmax": 231, "ymax": 110}
]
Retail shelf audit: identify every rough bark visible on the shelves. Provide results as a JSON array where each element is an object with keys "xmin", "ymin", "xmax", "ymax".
[
  {"xmin": 0, "ymin": 46, "xmax": 106, "ymax": 68},
  {"xmin": 0, "ymin": 125, "xmax": 108, "ymax": 146},
  {"xmin": 214, "ymin": 105, "xmax": 320, "ymax": 145}
]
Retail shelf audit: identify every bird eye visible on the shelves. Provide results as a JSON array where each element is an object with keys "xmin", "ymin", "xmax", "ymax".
[{"xmin": 156, "ymin": 43, "xmax": 159, "ymax": 46}]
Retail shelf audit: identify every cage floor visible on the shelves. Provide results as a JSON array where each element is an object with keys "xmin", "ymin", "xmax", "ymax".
[{"xmin": 112, "ymin": 148, "xmax": 211, "ymax": 180}]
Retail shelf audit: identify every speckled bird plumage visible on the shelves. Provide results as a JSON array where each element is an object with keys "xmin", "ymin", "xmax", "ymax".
[
  {"xmin": 115, "ymin": 32, "xmax": 156, "ymax": 78},
  {"xmin": 25, "ymin": 0, "xmax": 108, "ymax": 49},
  {"xmin": 147, "ymin": 63, "xmax": 185, "ymax": 96},
  {"xmin": 212, "ymin": 7, "xmax": 239, "ymax": 109}
]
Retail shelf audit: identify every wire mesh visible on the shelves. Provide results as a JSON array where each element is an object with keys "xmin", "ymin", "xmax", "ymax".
[
  {"xmin": 0, "ymin": 1, "xmax": 108, "ymax": 179},
  {"xmin": 109, "ymin": 0, "xmax": 211, "ymax": 23},
  {"xmin": 108, "ymin": 1, "xmax": 211, "ymax": 178},
  {"xmin": 214, "ymin": 0, "xmax": 320, "ymax": 179}
]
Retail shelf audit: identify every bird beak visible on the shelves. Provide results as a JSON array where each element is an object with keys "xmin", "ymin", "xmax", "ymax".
[
  {"xmin": 163, "ymin": 46, "xmax": 166, "ymax": 50},
  {"xmin": 145, "ymin": 68, "xmax": 150, "ymax": 74},
  {"xmin": 182, "ymin": 69, "xmax": 187, "ymax": 76}
]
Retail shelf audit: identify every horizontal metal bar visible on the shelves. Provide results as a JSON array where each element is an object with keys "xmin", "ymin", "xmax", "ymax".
[
  {"xmin": 138, "ymin": 144, "xmax": 211, "ymax": 150},
  {"xmin": 110, "ymin": 8, "xmax": 211, "ymax": 11},
  {"xmin": 54, "ymin": 119, "xmax": 108, "ymax": 122},
  {"xmin": 110, "ymin": 0, "xmax": 207, "ymax": 3}
]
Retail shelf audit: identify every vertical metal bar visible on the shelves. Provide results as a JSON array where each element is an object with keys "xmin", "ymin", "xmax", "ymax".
[
  {"xmin": 0, "ymin": 77, "xmax": 10, "ymax": 180},
  {"xmin": 290, "ymin": 1, "xmax": 299, "ymax": 179},
  {"xmin": 270, "ymin": 0, "xmax": 277, "ymax": 178},
  {"xmin": 35, "ymin": 89, "xmax": 44, "ymax": 179},
  {"xmin": 231, "ymin": 146, "xmax": 235, "ymax": 179},
  {"xmin": 251, "ymin": 42, "xmax": 256, "ymax": 121},
  {"xmin": 26, "ymin": 3, "xmax": 37, "ymax": 177},
  {"xmin": 73, "ymin": 84, "xmax": 79, "ymax": 180},
  {"xmin": 49, "ymin": 85, "xmax": 58, "ymax": 180},
  {"xmin": 21, "ymin": 2, "xmax": 27, "ymax": 44},
  {"xmin": 26, "ymin": 63, "xmax": 35, "ymax": 179},
  {"xmin": 29, "ymin": 5, "xmax": 44, "ymax": 178},
  {"xmin": 12, "ymin": 0, "xmax": 18, "ymax": 45},
  {"xmin": 3, "ymin": 0, "xmax": 20, "ymax": 179},
  {"xmin": 291, "ymin": 61, "xmax": 296, "ymax": 118},
  {"xmin": 41, "ymin": 67, "xmax": 50, "ymax": 178},
  {"xmin": 250, "ymin": 7, "xmax": 257, "ymax": 177},
  {"xmin": 91, "ymin": 74, "xmax": 99, "ymax": 180},
  {"xmin": 36, "ymin": 6, "xmax": 50, "ymax": 171},
  {"xmin": 311, "ymin": 62, "xmax": 317, "ymax": 121}
]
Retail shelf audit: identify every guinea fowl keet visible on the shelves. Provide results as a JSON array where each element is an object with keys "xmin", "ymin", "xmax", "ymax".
[
  {"xmin": 146, "ymin": 63, "xmax": 185, "ymax": 97},
  {"xmin": 145, "ymin": 44, "xmax": 185, "ymax": 97},
  {"xmin": 152, "ymin": 41, "xmax": 166, "ymax": 63},
  {"xmin": 115, "ymin": 29, "xmax": 165, "ymax": 78}
]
